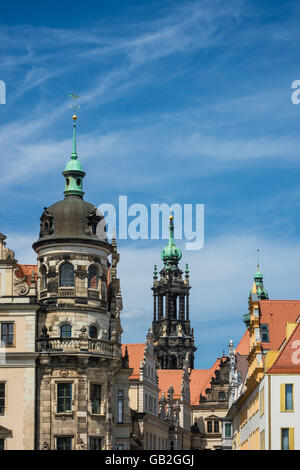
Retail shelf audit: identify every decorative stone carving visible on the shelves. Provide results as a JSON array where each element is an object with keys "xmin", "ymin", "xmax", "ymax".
[
  {"xmin": 55, "ymin": 414, "xmax": 73, "ymax": 421},
  {"xmin": 110, "ymin": 329, "xmax": 118, "ymax": 343},
  {"xmin": 47, "ymin": 268, "xmax": 57, "ymax": 279},
  {"xmin": 42, "ymin": 379, "xmax": 50, "ymax": 390},
  {"xmin": 176, "ymin": 324, "xmax": 183, "ymax": 337},
  {"xmin": 13, "ymin": 267, "xmax": 29, "ymax": 296},
  {"xmin": 86, "ymin": 207, "xmax": 103, "ymax": 236},
  {"xmin": 39, "ymin": 207, "xmax": 54, "ymax": 238},
  {"xmin": 60, "ymin": 369, "xmax": 70, "ymax": 377},
  {"xmin": 79, "ymin": 377, "xmax": 87, "ymax": 388},
  {"xmin": 78, "ymin": 439, "xmax": 87, "ymax": 450},
  {"xmin": 75, "ymin": 266, "xmax": 87, "ymax": 279}
]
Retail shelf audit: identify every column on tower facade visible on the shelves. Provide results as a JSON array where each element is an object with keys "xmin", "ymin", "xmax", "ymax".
[
  {"xmin": 153, "ymin": 294, "xmax": 157, "ymax": 322},
  {"xmin": 186, "ymin": 294, "xmax": 189, "ymax": 321},
  {"xmin": 173, "ymin": 294, "xmax": 177, "ymax": 319},
  {"xmin": 158, "ymin": 295, "xmax": 163, "ymax": 319},
  {"xmin": 179, "ymin": 295, "xmax": 185, "ymax": 321},
  {"xmin": 165, "ymin": 293, "xmax": 169, "ymax": 319}
]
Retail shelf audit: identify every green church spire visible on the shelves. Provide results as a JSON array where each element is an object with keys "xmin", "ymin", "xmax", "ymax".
[
  {"xmin": 63, "ymin": 114, "xmax": 86, "ymax": 197},
  {"xmin": 161, "ymin": 213, "xmax": 182, "ymax": 266},
  {"xmin": 252, "ymin": 249, "xmax": 268, "ymax": 299}
]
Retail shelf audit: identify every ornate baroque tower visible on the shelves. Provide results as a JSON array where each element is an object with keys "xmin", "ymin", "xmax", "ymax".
[
  {"xmin": 32, "ymin": 114, "xmax": 131, "ymax": 450},
  {"xmin": 151, "ymin": 214, "xmax": 196, "ymax": 370},
  {"xmin": 243, "ymin": 250, "xmax": 269, "ymax": 328}
]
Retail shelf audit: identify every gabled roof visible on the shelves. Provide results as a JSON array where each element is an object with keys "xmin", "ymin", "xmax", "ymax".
[
  {"xmin": 236, "ymin": 330, "xmax": 250, "ymax": 355},
  {"xmin": 190, "ymin": 358, "xmax": 225, "ymax": 405},
  {"xmin": 267, "ymin": 322, "xmax": 300, "ymax": 374},
  {"xmin": 235, "ymin": 301, "xmax": 300, "ymax": 357},
  {"xmin": 157, "ymin": 369, "xmax": 183, "ymax": 400},
  {"xmin": 121, "ymin": 343, "xmax": 145, "ymax": 379},
  {"xmin": 259, "ymin": 300, "xmax": 300, "ymax": 350}
]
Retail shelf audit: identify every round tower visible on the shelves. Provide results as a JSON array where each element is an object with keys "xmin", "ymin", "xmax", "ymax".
[{"xmin": 33, "ymin": 114, "xmax": 130, "ymax": 451}]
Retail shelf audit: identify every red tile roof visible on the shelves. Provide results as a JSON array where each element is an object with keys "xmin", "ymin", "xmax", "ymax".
[
  {"xmin": 157, "ymin": 370, "xmax": 184, "ymax": 399},
  {"xmin": 121, "ymin": 343, "xmax": 145, "ymax": 379},
  {"xmin": 267, "ymin": 323, "xmax": 300, "ymax": 374},
  {"xmin": 190, "ymin": 358, "xmax": 226, "ymax": 405},
  {"xmin": 259, "ymin": 300, "xmax": 300, "ymax": 351},
  {"xmin": 190, "ymin": 369, "xmax": 213, "ymax": 405},
  {"xmin": 15, "ymin": 264, "xmax": 37, "ymax": 286},
  {"xmin": 236, "ymin": 329, "xmax": 250, "ymax": 355}
]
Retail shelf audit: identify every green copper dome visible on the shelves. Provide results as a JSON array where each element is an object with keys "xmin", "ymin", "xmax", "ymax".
[
  {"xmin": 254, "ymin": 270, "xmax": 263, "ymax": 281},
  {"xmin": 161, "ymin": 214, "xmax": 182, "ymax": 263},
  {"xmin": 253, "ymin": 252, "xmax": 269, "ymax": 299},
  {"xmin": 64, "ymin": 157, "xmax": 84, "ymax": 172}
]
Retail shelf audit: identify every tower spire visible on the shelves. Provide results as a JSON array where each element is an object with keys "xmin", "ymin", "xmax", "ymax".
[
  {"xmin": 71, "ymin": 114, "xmax": 78, "ymax": 159},
  {"xmin": 62, "ymin": 109, "xmax": 85, "ymax": 198},
  {"xmin": 161, "ymin": 212, "xmax": 182, "ymax": 267},
  {"xmin": 152, "ymin": 211, "xmax": 196, "ymax": 370}
]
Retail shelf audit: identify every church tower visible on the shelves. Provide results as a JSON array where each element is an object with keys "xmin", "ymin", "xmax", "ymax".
[
  {"xmin": 32, "ymin": 113, "xmax": 131, "ymax": 450},
  {"xmin": 151, "ymin": 213, "xmax": 196, "ymax": 370},
  {"xmin": 243, "ymin": 249, "xmax": 269, "ymax": 328}
]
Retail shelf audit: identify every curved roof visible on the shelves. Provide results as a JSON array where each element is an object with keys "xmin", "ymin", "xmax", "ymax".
[{"xmin": 33, "ymin": 195, "xmax": 109, "ymax": 249}]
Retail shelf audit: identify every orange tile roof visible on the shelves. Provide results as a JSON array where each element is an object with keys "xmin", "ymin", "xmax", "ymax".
[
  {"xmin": 267, "ymin": 322, "xmax": 300, "ymax": 374},
  {"xmin": 259, "ymin": 300, "xmax": 300, "ymax": 351},
  {"xmin": 190, "ymin": 369, "xmax": 213, "ymax": 405},
  {"xmin": 121, "ymin": 343, "xmax": 145, "ymax": 379},
  {"xmin": 236, "ymin": 330, "xmax": 250, "ymax": 355},
  {"xmin": 15, "ymin": 264, "xmax": 37, "ymax": 286},
  {"xmin": 157, "ymin": 369, "xmax": 183, "ymax": 399},
  {"xmin": 190, "ymin": 358, "xmax": 226, "ymax": 405}
]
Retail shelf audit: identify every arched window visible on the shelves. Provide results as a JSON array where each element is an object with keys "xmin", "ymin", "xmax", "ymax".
[
  {"xmin": 89, "ymin": 325, "xmax": 97, "ymax": 339},
  {"xmin": 40, "ymin": 265, "xmax": 47, "ymax": 290},
  {"xmin": 60, "ymin": 262, "xmax": 74, "ymax": 287},
  {"xmin": 61, "ymin": 324, "xmax": 72, "ymax": 338},
  {"xmin": 88, "ymin": 265, "xmax": 98, "ymax": 289}
]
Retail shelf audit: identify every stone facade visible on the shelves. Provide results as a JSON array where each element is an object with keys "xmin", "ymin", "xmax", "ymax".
[
  {"xmin": 191, "ymin": 357, "xmax": 230, "ymax": 450},
  {"xmin": 0, "ymin": 235, "xmax": 38, "ymax": 450}
]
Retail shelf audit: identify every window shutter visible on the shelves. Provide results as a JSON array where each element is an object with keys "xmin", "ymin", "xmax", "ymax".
[
  {"xmin": 280, "ymin": 384, "xmax": 285, "ymax": 412},
  {"xmin": 289, "ymin": 428, "xmax": 294, "ymax": 450}
]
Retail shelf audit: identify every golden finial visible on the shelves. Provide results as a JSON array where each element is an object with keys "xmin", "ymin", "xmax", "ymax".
[
  {"xmin": 69, "ymin": 93, "xmax": 81, "ymax": 122},
  {"xmin": 169, "ymin": 211, "xmax": 174, "ymax": 220}
]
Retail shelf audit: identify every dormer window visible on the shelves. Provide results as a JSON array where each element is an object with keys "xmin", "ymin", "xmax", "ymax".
[
  {"xmin": 260, "ymin": 324, "xmax": 270, "ymax": 342},
  {"xmin": 60, "ymin": 262, "xmax": 74, "ymax": 287}
]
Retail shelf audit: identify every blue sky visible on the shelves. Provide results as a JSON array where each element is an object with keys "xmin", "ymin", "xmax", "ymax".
[{"xmin": 1, "ymin": 0, "xmax": 300, "ymax": 368}]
